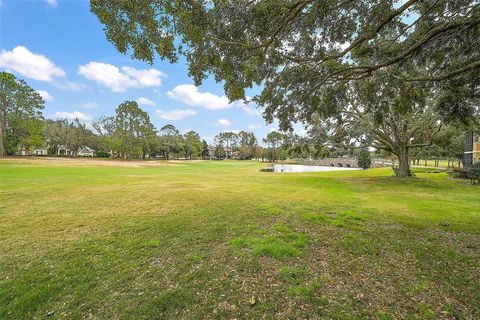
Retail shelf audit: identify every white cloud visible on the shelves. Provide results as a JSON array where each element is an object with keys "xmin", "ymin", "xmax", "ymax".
[
  {"xmin": 137, "ymin": 97, "xmax": 155, "ymax": 106},
  {"xmin": 217, "ymin": 118, "xmax": 231, "ymax": 126},
  {"xmin": 36, "ymin": 90, "xmax": 53, "ymax": 102},
  {"xmin": 54, "ymin": 111, "xmax": 92, "ymax": 121},
  {"xmin": 167, "ymin": 84, "xmax": 262, "ymax": 116},
  {"xmin": 155, "ymin": 109, "xmax": 197, "ymax": 121},
  {"xmin": 78, "ymin": 62, "xmax": 165, "ymax": 92},
  {"xmin": 0, "ymin": 46, "xmax": 65, "ymax": 81},
  {"xmin": 123, "ymin": 67, "xmax": 164, "ymax": 87},
  {"xmin": 221, "ymin": 129, "xmax": 239, "ymax": 134},
  {"xmin": 56, "ymin": 80, "xmax": 85, "ymax": 91},
  {"xmin": 167, "ymin": 84, "xmax": 232, "ymax": 110},
  {"xmin": 80, "ymin": 102, "xmax": 97, "ymax": 109},
  {"xmin": 45, "ymin": 0, "xmax": 57, "ymax": 7},
  {"xmin": 242, "ymin": 105, "xmax": 261, "ymax": 116},
  {"xmin": 248, "ymin": 124, "xmax": 261, "ymax": 130}
]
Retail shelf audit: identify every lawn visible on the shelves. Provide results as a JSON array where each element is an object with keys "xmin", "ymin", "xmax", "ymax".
[{"xmin": 0, "ymin": 158, "xmax": 479, "ymax": 319}]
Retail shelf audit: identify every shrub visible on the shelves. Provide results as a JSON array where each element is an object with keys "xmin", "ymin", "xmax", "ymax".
[
  {"xmin": 448, "ymin": 171, "xmax": 460, "ymax": 179},
  {"xmin": 95, "ymin": 150, "xmax": 110, "ymax": 158},
  {"xmin": 467, "ymin": 162, "xmax": 480, "ymax": 184},
  {"xmin": 357, "ymin": 149, "xmax": 372, "ymax": 169}
]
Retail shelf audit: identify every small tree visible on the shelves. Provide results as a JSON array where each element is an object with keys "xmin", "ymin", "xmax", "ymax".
[
  {"xmin": 214, "ymin": 144, "xmax": 226, "ymax": 160},
  {"xmin": 215, "ymin": 132, "xmax": 238, "ymax": 159},
  {"xmin": 158, "ymin": 124, "xmax": 183, "ymax": 160},
  {"xmin": 263, "ymin": 131, "xmax": 285, "ymax": 162},
  {"xmin": 184, "ymin": 130, "xmax": 203, "ymax": 159},
  {"xmin": 201, "ymin": 140, "xmax": 209, "ymax": 159},
  {"xmin": 115, "ymin": 101, "xmax": 155, "ymax": 160},
  {"xmin": 467, "ymin": 162, "xmax": 480, "ymax": 184},
  {"xmin": 357, "ymin": 149, "xmax": 372, "ymax": 170}
]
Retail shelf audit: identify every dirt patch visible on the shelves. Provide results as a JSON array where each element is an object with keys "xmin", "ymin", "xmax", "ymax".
[{"xmin": 0, "ymin": 157, "xmax": 179, "ymax": 168}]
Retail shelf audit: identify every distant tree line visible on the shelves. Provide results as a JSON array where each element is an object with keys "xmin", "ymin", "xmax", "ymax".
[
  {"xmin": 0, "ymin": 71, "xmax": 474, "ymax": 167},
  {"xmin": 0, "ymin": 72, "xmax": 284, "ymax": 161}
]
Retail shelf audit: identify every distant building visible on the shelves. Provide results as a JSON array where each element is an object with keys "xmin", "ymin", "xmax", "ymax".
[
  {"xmin": 20, "ymin": 147, "xmax": 48, "ymax": 156},
  {"xmin": 78, "ymin": 147, "xmax": 95, "ymax": 157},
  {"xmin": 57, "ymin": 145, "xmax": 95, "ymax": 157},
  {"xmin": 57, "ymin": 145, "xmax": 73, "ymax": 156},
  {"xmin": 207, "ymin": 145, "xmax": 216, "ymax": 159},
  {"xmin": 465, "ymin": 131, "xmax": 480, "ymax": 167},
  {"xmin": 223, "ymin": 146, "xmax": 240, "ymax": 160}
]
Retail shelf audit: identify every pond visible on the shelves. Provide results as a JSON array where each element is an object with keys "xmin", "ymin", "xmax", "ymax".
[{"xmin": 271, "ymin": 164, "xmax": 362, "ymax": 173}]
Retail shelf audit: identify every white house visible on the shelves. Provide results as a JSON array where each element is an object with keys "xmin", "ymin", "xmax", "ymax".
[
  {"xmin": 57, "ymin": 145, "xmax": 73, "ymax": 156},
  {"xmin": 20, "ymin": 147, "xmax": 48, "ymax": 156},
  {"xmin": 57, "ymin": 145, "xmax": 95, "ymax": 157},
  {"xmin": 78, "ymin": 147, "xmax": 95, "ymax": 157}
]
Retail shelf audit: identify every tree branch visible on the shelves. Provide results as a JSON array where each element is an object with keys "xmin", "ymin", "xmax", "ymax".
[
  {"xmin": 407, "ymin": 124, "xmax": 443, "ymax": 148},
  {"xmin": 323, "ymin": 15, "xmax": 480, "ymax": 83},
  {"xmin": 402, "ymin": 60, "xmax": 480, "ymax": 81}
]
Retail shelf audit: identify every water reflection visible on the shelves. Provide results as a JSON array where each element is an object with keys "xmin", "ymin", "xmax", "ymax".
[{"xmin": 271, "ymin": 164, "xmax": 361, "ymax": 173}]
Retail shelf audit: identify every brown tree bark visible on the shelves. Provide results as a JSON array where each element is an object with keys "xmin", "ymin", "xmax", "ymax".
[
  {"xmin": 0, "ymin": 124, "xmax": 4, "ymax": 156},
  {"xmin": 396, "ymin": 146, "xmax": 412, "ymax": 177}
]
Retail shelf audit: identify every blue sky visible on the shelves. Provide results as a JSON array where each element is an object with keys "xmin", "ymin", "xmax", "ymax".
[{"xmin": 0, "ymin": 0, "xmax": 281, "ymax": 143}]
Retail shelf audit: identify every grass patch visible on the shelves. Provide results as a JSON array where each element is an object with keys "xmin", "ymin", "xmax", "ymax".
[
  {"xmin": 340, "ymin": 233, "xmax": 374, "ymax": 255},
  {"xmin": 280, "ymin": 266, "xmax": 308, "ymax": 284},
  {"xmin": 0, "ymin": 158, "xmax": 479, "ymax": 319},
  {"xmin": 288, "ymin": 281, "xmax": 320, "ymax": 298},
  {"xmin": 187, "ymin": 254, "xmax": 206, "ymax": 262},
  {"xmin": 145, "ymin": 239, "xmax": 161, "ymax": 247},
  {"xmin": 303, "ymin": 209, "xmax": 367, "ymax": 228},
  {"xmin": 144, "ymin": 288, "xmax": 191, "ymax": 316},
  {"xmin": 230, "ymin": 225, "xmax": 308, "ymax": 259}
]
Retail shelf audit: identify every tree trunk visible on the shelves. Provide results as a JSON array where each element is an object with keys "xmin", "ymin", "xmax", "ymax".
[
  {"xmin": 0, "ymin": 124, "xmax": 4, "ymax": 156},
  {"xmin": 396, "ymin": 147, "xmax": 411, "ymax": 177}
]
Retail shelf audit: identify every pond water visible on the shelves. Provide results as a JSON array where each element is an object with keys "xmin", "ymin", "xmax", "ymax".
[{"xmin": 271, "ymin": 164, "xmax": 362, "ymax": 173}]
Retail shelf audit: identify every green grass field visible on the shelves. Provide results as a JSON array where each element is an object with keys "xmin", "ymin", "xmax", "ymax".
[
  {"xmin": 1, "ymin": 158, "xmax": 479, "ymax": 319},
  {"xmin": 413, "ymin": 159, "xmax": 461, "ymax": 168}
]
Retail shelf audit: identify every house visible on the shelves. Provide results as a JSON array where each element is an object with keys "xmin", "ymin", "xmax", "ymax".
[
  {"xmin": 57, "ymin": 145, "xmax": 73, "ymax": 156},
  {"xmin": 20, "ymin": 147, "xmax": 48, "ymax": 156},
  {"xmin": 57, "ymin": 145, "xmax": 95, "ymax": 157},
  {"xmin": 206, "ymin": 145, "xmax": 216, "ymax": 159},
  {"xmin": 465, "ymin": 131, "xmax": 480, "ymax": 167},
  {"xmin": 78, "ymin": 147, "xmax": 95, "ymax": 157},
  {"xmin": 224, "ymin": 147, "xmax": 241, "ymax": 160}
]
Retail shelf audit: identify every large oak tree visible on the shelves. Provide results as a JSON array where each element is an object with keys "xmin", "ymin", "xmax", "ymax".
[{"xmin": 91, "ymin": 0, "xmax": 480, "ymax": 175}]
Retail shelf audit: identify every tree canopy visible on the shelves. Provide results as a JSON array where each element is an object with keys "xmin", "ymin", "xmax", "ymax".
[
  {"xmin": 115, "ymin": 101, "xmax": 155, "ymax": 160},
  {"xmin": 91, "ymin": 0, "xmax": 480, "ymax": 128},
  {"xmin": 0, "ymin": 72, "xmax": 44, "ymax": 155}
]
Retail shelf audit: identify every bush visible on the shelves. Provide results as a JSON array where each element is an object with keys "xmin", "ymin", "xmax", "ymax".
[
  {"xmin": 357, "ymin": 149, "xmax": 372, "ymax": 170},
  {"xmin": 467, "ymin": 162, "xmax": 480, "ymax": 184},
  {"xmin": 448, "ymin": 171, "xmax": 460, "ymax": 179},
  {"xmin": 95, "ymin": 150, "xmax": 110, "ymax": 158}
]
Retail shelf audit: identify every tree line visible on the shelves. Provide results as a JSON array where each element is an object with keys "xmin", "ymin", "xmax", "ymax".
[
  {"xmin": 0, "ymin": 71, "xmax": 291, "ymax": 161},
  {"xmin": 0, "ymin": 70, "xmax": 475, "ymax": 167}
]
